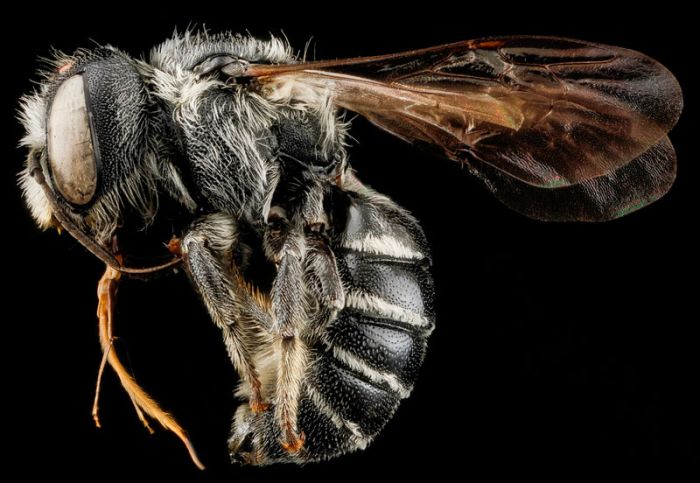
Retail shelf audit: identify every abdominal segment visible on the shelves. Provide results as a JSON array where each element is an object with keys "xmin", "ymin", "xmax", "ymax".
[{"xmin": 230, "ymin": 175, "xmax": 435, "ymax": 464}]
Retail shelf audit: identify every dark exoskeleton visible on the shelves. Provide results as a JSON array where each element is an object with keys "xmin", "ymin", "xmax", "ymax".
[
  {"xmin": 21, "ymin": 30, "xmax": 682, "ymax": 467},
  {"xmin": 19, "ymin": 33, "xmax": 434, "ymax": 464},
  {"xmin": 165, "ymin": 38, "xmax": 436, "ymax": 463}
]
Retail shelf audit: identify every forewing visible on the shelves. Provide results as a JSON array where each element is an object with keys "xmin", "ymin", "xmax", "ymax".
[{"xmin": 251, "ymin": 37, "xmax": 682, "ymax": 189}]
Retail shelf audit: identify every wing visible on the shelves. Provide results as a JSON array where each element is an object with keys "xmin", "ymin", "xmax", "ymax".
[
  {"xmin": 244, "ymin": 36, "xmax": 682, "ymax": 220},
  {"xmin": 475, "ymin": 136, "xmax": 677, "ymax": 221}
]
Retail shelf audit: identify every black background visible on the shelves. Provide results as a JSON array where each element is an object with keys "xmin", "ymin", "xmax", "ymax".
[{"xmin": 2, "ymin": 3, "xmax": 696, "ymax": 478}]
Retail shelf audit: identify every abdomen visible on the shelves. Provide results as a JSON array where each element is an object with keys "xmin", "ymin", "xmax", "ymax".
[{"xmin": 231, "ymin": 175, "xmax": 434, "ymax": 463}]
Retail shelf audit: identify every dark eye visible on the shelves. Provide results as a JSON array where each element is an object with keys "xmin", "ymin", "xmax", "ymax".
[{"xmin": 47, "ymin": 75, "xmax": 98, "ymax": 206}]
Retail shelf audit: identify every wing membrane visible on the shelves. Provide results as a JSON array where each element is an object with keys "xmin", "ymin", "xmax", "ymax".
[
  {"xmin": 244, "ymin": 36, "xmax": 682, "ymax": 220},
  {"xmin": 475, "ymin": 136, "xmax": 677, "ymax": 221},
  {"xmin": 250, "ymin": 37, "xmax": 681, "ymax": 188}
]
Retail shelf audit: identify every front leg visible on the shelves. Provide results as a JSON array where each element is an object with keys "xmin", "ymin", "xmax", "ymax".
[{"xmin": 181, "ymin": 213, "xmax": 271, "ymax": 413}]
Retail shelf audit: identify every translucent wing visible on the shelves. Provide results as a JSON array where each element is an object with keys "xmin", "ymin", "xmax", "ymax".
[
  {"xmin": 475, "ymin": 136, "xmax": 677, "ymax": 221},
  {"xmin": 245, "ymin": 36, "xmax": 682, "ymax": 220}
]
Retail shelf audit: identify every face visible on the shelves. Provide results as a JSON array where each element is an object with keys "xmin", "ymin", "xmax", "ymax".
[{"xmin": 19, "ymin": 47, "xmax": 159, "ymax": 252}]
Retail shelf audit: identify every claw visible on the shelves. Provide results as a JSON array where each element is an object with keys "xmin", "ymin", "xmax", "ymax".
[
  {"xmin": 167, "ymin": 236, "xmax": 182, "ymax": 255},
  {"xmin": 281, "ymin": 431, "xmax": 305, "ymax": 454},
  {"xmin": 249, "ymin": 397, "xmax": 270, "ymax": 414}
]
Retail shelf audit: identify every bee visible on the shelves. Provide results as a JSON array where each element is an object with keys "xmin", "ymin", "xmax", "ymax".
[{"xmin": 18, "ymin": 31, "xmax": 682, "ymax": 467}]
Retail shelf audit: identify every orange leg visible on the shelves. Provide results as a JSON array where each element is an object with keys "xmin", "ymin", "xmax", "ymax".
[{"xmin": 92, "ymin": 264, "xmax": 205, "ymax": 470}]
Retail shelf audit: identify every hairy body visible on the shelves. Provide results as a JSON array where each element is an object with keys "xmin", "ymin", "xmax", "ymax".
[{"xmin": 18, "ymin": 31, "xmax": 680, "ymax": 466}]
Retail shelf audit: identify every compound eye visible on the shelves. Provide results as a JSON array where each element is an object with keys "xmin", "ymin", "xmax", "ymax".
[{"xmin": 47, "ymin": 75, "xmax": 98, "ymax": 205}]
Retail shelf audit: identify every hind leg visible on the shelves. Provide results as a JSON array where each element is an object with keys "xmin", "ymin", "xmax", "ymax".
[
  {"xmin": 264, "ymin": 208, "xmax": 308, "ymax": 452},
  {"xmin": 263, "ymin": 182, "xmax": 345, "ymax": 453}
]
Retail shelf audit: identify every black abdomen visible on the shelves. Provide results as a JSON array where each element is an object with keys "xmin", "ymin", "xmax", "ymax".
[
  {"xmin": 299, "ymin": 179, "xmax": 435, "ymax": 460},
  {"xmin": 229, "ymin": 176, "xmax": 434, "ymax": 464}
]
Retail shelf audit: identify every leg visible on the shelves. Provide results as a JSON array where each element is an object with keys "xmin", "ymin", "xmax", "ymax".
[
  {"xmin": 304, "ymin": 228, "xmax": 344, "ymax": 315},
  {"xmin": 264, "ymin": 209, "xmax": 308, "ymax": 452},
  {"xmin": 181, "ymin": 213, "xmax": 272, "ymax": 413},
  {"xmin": 264, "ymin": 197, "xmax": 345, "ymax": 453}
]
